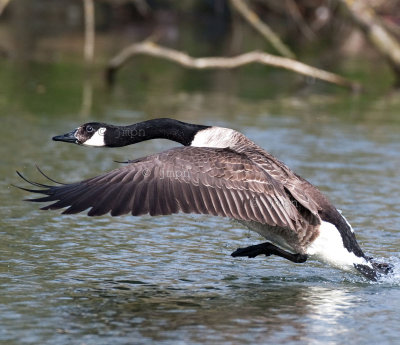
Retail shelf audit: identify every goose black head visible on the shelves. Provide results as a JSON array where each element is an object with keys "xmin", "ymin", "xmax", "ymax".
[
  {"xmin": 52, "ymin": 118, "xmax": 212, "ymax": 148},
  {"xmin": 53, "ymin": 122, "xmax": 108, "ymax": 147}
]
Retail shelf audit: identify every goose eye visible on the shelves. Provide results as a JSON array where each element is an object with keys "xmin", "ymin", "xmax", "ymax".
[{"xmin": 86, "ymin": 126, "xmax": 94, "ymax": 133}]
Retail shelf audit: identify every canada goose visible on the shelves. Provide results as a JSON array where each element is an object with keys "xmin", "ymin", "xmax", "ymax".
[{"xmin": 17, "ymin": 118, "xmax": 392, "ymax": 280}]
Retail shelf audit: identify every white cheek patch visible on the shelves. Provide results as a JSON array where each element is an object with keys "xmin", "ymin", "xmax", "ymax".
[
  {"xmin": 306, "ymin": 221, "xmax": 369, "ymax": 272},
  {"xmin": 82, "ymin": 128, "xmax": 106, "ymax": 147}
]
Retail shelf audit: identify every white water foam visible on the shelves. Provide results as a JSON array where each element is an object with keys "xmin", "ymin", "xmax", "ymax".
[{"xmin": 374, "ymin": 256, "xmax": 400, "ymax": 285}]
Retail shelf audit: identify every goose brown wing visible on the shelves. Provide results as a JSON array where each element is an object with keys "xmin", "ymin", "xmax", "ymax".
[
  {"xmin": 19, "ymin": 146, "xmax": 314, "ymax": 232},
  {"xmin": 241, "ymin": 148, "xmax": 322, "ymax": 218}
]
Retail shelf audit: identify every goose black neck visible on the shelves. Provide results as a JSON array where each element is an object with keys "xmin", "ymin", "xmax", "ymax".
[{"xmin": 104, "ymin": 118, "xmax": 210, "ymax": 147}]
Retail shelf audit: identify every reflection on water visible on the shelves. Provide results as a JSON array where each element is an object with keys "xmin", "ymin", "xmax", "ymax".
[
  {"xmin": 63, "ymin": 281, "xmax": 356, "ymax": 344},
  {"xmin": 51, "ymin": 278, "xmax": 395, "ymax": 345},
  {"xmin": 304, "ymin": 287, "xmax": 353, "ymax": 343}
]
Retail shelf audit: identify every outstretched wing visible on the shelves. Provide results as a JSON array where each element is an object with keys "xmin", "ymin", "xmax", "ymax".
[{"xmin": 17, "ymin": 146, "xmax": 320, "ymax": 233}]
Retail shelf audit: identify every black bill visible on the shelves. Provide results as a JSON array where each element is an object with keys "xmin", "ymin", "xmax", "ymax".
[{"xmin": 52, "ymin": 130, "xmax": 77, "ymax": 144}]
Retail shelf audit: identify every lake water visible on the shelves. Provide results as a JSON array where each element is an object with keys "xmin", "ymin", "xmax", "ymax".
[{"xmin": 1, "ymin": 56, "xmax": 400, "ymax": 344}]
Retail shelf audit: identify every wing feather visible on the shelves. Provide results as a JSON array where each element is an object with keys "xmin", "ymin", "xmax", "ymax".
[{"xmin": 17, "ymin": 146, "xmax": 320, "ymax": 233}]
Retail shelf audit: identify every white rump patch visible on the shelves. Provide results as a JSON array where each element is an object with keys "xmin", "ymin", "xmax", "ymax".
[
  {"xmin": 83, "ymin": 128, "xmax": 106, "ymax": 147},
  {"xmin": 307, "ymin": 221, "xmax": 370, "ymax": 272},
  {"xmin": 191, "ymin": 127, "xmax": 238, "ymax": 148}
]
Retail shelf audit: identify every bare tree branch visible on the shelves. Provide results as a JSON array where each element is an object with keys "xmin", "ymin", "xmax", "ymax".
[
  {"xmin": 106, "ymin": 41, "xmax": 361, "ymax": 90},
  {"xmin": 382, "ymin": 17, "xmax": 400, "ymax": 39},
  {"xmin": 130, "ymin": 0, "xmax": 150, "ymax": 17},
  {"xmin": 0, "ymin": 0, "xmax": 11, "ymax": 16},
  {"xmin": 339, "ymin": 0, "xmax": 400, "ymax": 82},
  {"xmin": 285, "ymin": 0, "xmax": 315, "ymax": 40},
  {"xmin": 83, "ymin": 0, "xmax": 95, "ymax": 63},
  {"xmin": 230, "ymin": 0, "xmax": 296, "ymax": 59},
  {"xmin": 82, "ymin": 0, "xmax": 95, "ymax": 117}
]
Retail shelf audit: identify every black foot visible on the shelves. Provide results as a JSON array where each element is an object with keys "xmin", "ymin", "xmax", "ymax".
[
  {"xmin": 231, "ymin": 243, "xmax": 274, "ymax": 258},
  {"xmin": 231, "ymin": 242, "xmax": 307, "ymax": 263}
]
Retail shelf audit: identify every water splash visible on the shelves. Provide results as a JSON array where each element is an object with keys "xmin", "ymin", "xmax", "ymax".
[{"xmin": 376, "ymin": 256, "xmax": 400, "ymax": 285}]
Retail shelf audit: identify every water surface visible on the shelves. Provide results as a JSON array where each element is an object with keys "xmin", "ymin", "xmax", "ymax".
[{"xmin": 1, "ymin": 59, "xmax": 400, "ymax": 344}]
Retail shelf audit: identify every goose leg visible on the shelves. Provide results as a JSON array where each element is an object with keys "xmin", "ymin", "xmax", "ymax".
[{"xmin": 231, "ymin": 242, "xmax": 307, "ymax": 263}]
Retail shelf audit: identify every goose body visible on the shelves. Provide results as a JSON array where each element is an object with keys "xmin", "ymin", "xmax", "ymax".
[{"xmin": 18, "ymin": 118, "xmax": 392, "ymax": 280}]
